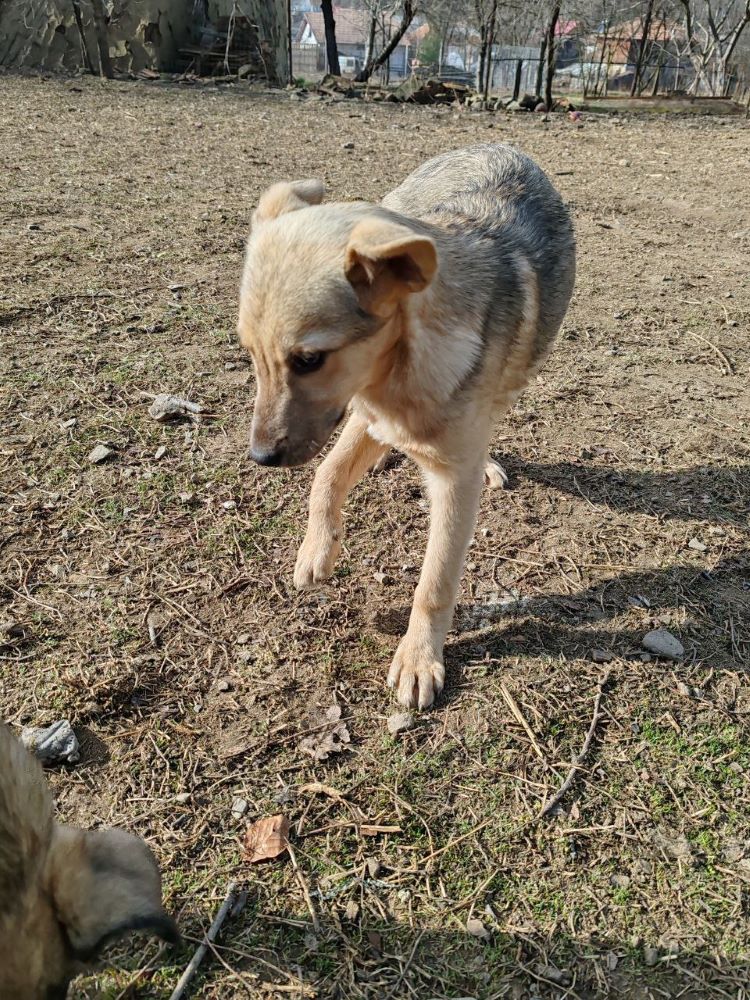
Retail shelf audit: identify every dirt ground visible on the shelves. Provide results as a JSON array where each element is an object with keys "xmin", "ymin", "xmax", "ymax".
[{"xmin": 1, "ymin": 72, "xmax": 749, "ymax": 999}]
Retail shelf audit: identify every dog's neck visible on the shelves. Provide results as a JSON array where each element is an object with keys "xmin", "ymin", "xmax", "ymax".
[{"xmin": 356, "ymin": 276, "xmax": 483, "ymax": 443}]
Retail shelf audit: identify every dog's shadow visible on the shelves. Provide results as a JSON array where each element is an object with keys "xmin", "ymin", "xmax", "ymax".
[{"xmin": 373, "ymin": 459, "xmax": 749, "ymax": 702}]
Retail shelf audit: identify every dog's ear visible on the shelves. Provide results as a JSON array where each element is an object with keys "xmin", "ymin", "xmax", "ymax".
[
  {"xmin": 47, "ymin": 826, "xmax": 179, "ymax": 959},
  {"xmin": 253, "ymin": 179, "xmax": 325, "ymax": 226},
  {"xmin": 345, "ymin": 218, "xmax": 437, "ymax": 313}
]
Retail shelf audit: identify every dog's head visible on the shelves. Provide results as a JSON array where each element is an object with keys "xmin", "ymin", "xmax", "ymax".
[
  {"xmin": 238, "ymin": 179, "xmax": 438, "ymax": 466},
  {"xmin": 0, "ymin": 725, "xmax": 178, "ymax": 999}
]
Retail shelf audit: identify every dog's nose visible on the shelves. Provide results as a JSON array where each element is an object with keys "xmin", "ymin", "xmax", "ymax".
[{"xmin": 250, "ymin": 446, "xmax": 284, "ymax": 467}]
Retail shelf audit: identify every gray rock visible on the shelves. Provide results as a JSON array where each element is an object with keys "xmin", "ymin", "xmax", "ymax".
[
  {"xmin": 148, "ymin": 394, "xmax": 203, "ymax": 423},
  {"xmin": 644, "ymin": 946, "xmax": 659, "ymax": 966},
  {"xmin": 21, "ymin": 720, "xmax": 80, "ymax": 764},
  {"xmin": 642, "ymin": 628, "xmax": 684, "ymax": 660},
  {"xmin": 591, "ymin": 648, "xmax": 613, "ymax": 663},
  {"xmin": 387, "ymin": 712, "xmax": 415, "ymax": 736},
  {"xmin": 365, "ymin": 857, "xmax": 381, "ymax": 879},
  {"xmin": 231, "ymin": 797, "xmax": 248, "ymax": 819},
  {"xmin": 88, "ymin": 444, "xmax": 115, "ymax": 465}
]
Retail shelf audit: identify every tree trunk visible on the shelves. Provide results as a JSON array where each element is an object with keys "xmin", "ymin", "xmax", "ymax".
[
  {"xmin": 355, "ymin": 1, "xmax": 415, "ymax": 83},
  {"xmin": 320, "ymin": 0, "xmax": 341, "ymax": 76},
  {"xmin": 544, "ymin": 0, "xmax": 560, "ymax": 110},
  {"xmin": 90, "ymin": 0, "xmax": 113, "ymax": 78},
  {"xmin": 630, "ymin": 0, "xmax": 655, "ymax": 97},
  {"xmin": 512, "ymin": 58, "xmax": 523, "ymax": 100},
  {"xmin": 482, "ymin": 0, "xmax": 497, "ymax": 100},
  {"xmin": 71, "ymin": 0, "xmax": 94, "ymax": 74},
  {"xmin": 364, "ymin": 13, "xmax": 377, "ymax": 68},
  {"xmin": 535, "ymin": 35, "xmax": 546, "ymax": 96}
]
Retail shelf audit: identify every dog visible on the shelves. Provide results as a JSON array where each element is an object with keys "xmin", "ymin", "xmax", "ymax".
[
  {"xmin": 239, "ymin": 143, "xmax": 575, "ymax": 709},
  {"xmin": 0, "ymin": 724, "xmax": 178, "ymax": 998}
]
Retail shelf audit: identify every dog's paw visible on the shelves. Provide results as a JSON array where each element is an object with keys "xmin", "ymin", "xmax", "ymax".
[
  {"xmin": 387, "ymin": 635, "xmax": 445, "ymax": 710},
  {"xmin": 484, "ymin": 458, "xmax": 509, "ymax": 490},
  {"xmin": 293, "ymin": 532, "xmax": 341, "ymax": 589}
]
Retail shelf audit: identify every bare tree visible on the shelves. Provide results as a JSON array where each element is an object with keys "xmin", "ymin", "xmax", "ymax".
[
  {"xmin": 321, "ymin": 0, "xmax": 341, "ymax": 76},
  {"xmin": 543, "ymin": 0, "xmax": 561, "ymax": 107},
  {"xmin": 354, "ymin": 0, "xmax": 416, "ymax": 82},
  {"xmin": 70, "ymin": 0, "xmax": 94, "ymax": 74},
  {"xmin": 679, "ymin": 0, "xmax": 750, "ymax": 93},
  {"xmin": 631, "ymin": 0, "xmax": 656, "ymax": 93},
  {"xmin": 90, "ymin": 0, "xmax": 113, "ymax": 78}
]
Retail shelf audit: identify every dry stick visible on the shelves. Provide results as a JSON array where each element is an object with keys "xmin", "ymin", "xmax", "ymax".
[
  {"xmin": 687, "ymin": 330, "xmax": 734, "ymax": 375},
  {"xmin": 169, "ymin": 881, "xmax": 240, "ymax": 1000},
  {"xmin": 499, "ymin": 682, "xmax": 546, "ymax": 762},
  {"xmin": 539, "ymin": 671, "xmax": 612, "ymax": 819},
  {"xmin": 286, "ymin": 842, "xmax": 321, "ymax": 933}
]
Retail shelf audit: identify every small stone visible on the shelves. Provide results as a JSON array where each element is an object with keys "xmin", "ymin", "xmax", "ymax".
[
  {"xmin": 607, "ymin": 952, "xmax": 619, "ymax": 971},
  {"xmin": 61, "ymin": 417, "xmax": 77, "ymax": 429},
  {"xmin": 387, "ymin": 712, "xmax": 415, "ymax": 736},
  {"xmin": 231, "ymin": 797, "xmax": 248, "ymax": 819},
  {"xmin": 373, "ymin": 571, "xmax": 393, "ymax": 586},
  {"xmin": 642, "ymin": 628, "xmax": 684, "ymax": 661},
  {"xmin": 466, "ymin": 917, "xmax": 490, "ymax": 941},
  {"xmin": 627, "ymin": 594, "xmax": 651, "ymax": 609},
  {"xmin": 618, "ymin": 158, "xmax": 630, "ymax": 166},
  {"xmin": 148, "ymin": 394, "xmax": 202, "ymax": 423},
  {"xmin": 88, "ymin": 444, "xmax": 115, "ymax": 465},
  {"xmin": 591, "ymin": 648, "xmax": 612, "ymax": 663},
  {"xmin": 237, "ymin": 633, "xmax": 252, "ymax": 645},
  {"xmin": 222, "ymin": 500, "xmax": 237, "ymax": 510},
  {"xmin": 644, "ymin": 946, "xmax": 659, "ymax": 966},
  {"xmin": 215, "ymin": 677, "xmax": 232, "ymax": 692},
  {"xmin": 225, "ymin": 361, "xmax": 244, "ymax": 371},
  {"xmin": 154, "ymin": 445, "xmax": 167, "ymax": 460},
  {"xmin": 688, "ymin": 537, "xmax": 707, "ymax": 552},
  {"xmin": 365, "ymin": 857, "xmax": 381, "ymax": 879},
  {"xmin": 21, "ymin": 720, "xmax": 80, "ymax": 764},
  {"xmin": 28, "ymin": 222, "xmax": 42, "ymax": 231},
  {"xmin": 342, "ymin": 141, "xmax": 355, "ymax": 149},
  {"xmin": 174, "ymin": 792, "xmax": 191, "ymax": 804},
  {"xmin": 610, "ymin": 873, "xmax": 630, "ymax": 888},
  {"xmin": 535, "ymin": 963, "xmax": 570, "ymax": 985}
]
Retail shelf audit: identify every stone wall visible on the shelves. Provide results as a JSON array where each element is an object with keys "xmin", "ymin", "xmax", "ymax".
[{"xmin": 0, "ymin": 0, "xmax": 289, "ymax": 81}]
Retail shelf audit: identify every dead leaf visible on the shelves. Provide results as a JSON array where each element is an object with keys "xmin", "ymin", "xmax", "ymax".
[
  {"xmin": 243, "ymin": 813, "xmax": 289, "ymax": 863},
  {"xmin": 299, "ymin": 704, "xmax": 351, "ymax": 761}
]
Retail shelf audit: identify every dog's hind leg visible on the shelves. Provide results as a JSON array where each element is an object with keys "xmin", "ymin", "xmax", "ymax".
[
  {"xmin": 484, "ymin": 456, "xmax": 509, "ymax": 490},
  {"xmin": 294, "ymin": 413, "xmax": 387, "ymax": 590}
]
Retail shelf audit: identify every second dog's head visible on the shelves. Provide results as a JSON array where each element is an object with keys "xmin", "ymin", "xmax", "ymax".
[
  {"xmin": 239, "ymin": 180, "xmax": 437, "ymax": 467},
  {"xmin": 0, "ymin": 725, "xmax": 178, "ymax": 999}
]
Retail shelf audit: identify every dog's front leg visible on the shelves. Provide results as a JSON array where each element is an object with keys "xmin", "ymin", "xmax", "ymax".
[
  {"xmin": 388, "ymin": 457, "xmax": 485, "ymax": 709},
  {"xmin": 294, "ymin": 412, "xmax": 387, "ymax": 589}
]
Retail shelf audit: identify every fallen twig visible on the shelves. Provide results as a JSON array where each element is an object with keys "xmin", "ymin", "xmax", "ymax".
[
  {"xmin": 539, "ymin": 671, "xmax": 612, "ymax": 818},
  {"xmin": 687, "ymin": 330, "xmax": 734, "ymax": 375},
  {"xmin": 169, "ymin": 881, "xmax": 242, "ymax": 1000},
  {"xmin": 499, "ymin": 682, "xmax": 546, "ymax": 762}
]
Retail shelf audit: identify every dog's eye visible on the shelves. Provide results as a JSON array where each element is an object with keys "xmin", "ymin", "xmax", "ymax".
[{"xmin": 290, "ymin": 351, "xmax": 326, "ymax": 375}]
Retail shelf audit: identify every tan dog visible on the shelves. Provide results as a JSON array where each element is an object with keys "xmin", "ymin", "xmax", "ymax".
[
  {"xmin": 239, "ymin": 144, "xmax": 575, "ymax": 709},
  {"xmin": 0, "ymin": 724, "xmax": 178, "ymax": 998}
]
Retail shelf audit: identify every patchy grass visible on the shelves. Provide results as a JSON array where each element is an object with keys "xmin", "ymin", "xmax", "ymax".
[{"xmin": 0, "ymin": 74, "xmax": 749, "ymax": 998}]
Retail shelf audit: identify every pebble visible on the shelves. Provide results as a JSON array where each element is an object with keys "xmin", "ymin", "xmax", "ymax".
[
  {"xmin": 466, "ymin": 917, "xmax": 491, "ymax": 940},
  {"xmin": 373, "ymin": 571, "xmax": 393, "ymax": 586},
  {"xmin": 618, "ymin": 158, "xmax": 631, "ymax": 166},
  {"xmin": 231, "ymin": 797, "xmax": 248, "ymax": 819},
  {"xmin": 21, "ymin": 720, "xmax": 80, "ymax": 764},
  {"xmin": 387, "ymin": 712, "xmax": 415, "ymax": 736},
  {"xmin": 644, "ymin": 946, "xmax": 659, "ymax": 966},
  {"xmin": 154, "ymin": 445, "xmax": 167, "ymax": 460},
  {"xmin": 365, "ymin": 857, "xmax": 381, "ymax": 879},
  {"xmin": 688, "ymin": 537, "xmax": 707, "ymax": 551},
  {"xmin": 88, "ymin": 444, "xmax": 115, "ymax": 465},
  {"xmin": 174, "ymin": 792, "xmax": 191, "ymax": 804},
  {"xmin": 591, "ymin": 648, "xmax": 612, "ymax": 663},
  {"xmin": 642, "ymin": 628, "xmax": 684, "ymax": 660},
  {"xmin": 148, "ymin": 393, "xmax": 202, "ymax": 423}
]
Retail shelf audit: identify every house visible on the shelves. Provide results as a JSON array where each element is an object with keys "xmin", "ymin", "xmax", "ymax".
[{"xmin": 297, "ymin": 6, "xmax": 423, "ymax": 78}]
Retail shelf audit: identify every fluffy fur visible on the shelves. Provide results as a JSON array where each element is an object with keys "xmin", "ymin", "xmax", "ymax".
[{"xmin": 239, "ymin": 144, "xmax": 575, "ymax": 708}]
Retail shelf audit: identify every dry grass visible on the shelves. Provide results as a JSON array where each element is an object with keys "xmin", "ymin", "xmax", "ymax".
[{"xmin": 0, "ymin": 72, "xmax": 749, "ymax": 999}]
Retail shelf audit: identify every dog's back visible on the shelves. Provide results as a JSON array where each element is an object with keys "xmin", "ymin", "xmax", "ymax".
[{"xmin": 382, "ymin": 143, "xmax": 575, "ymax": 381}]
